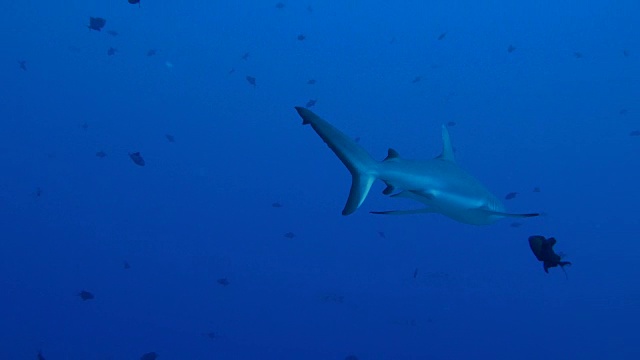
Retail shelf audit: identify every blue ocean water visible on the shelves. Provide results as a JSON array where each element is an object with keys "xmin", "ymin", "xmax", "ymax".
[{"xmin": 1, "ymin": 1, "xmax": 639, "ymax": 359}]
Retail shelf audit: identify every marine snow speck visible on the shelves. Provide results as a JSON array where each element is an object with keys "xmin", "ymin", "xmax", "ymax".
[
  {"xmin": 129, "ymin": 152, "xmax": 145, "ymax": 166},
  {"xmin": 88, "ymin": 17, "xmax": 106, "ymax": 31}
]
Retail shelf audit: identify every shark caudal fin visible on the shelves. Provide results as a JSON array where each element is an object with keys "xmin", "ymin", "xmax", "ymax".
[{"xmin": 294, "ymin": 107, "xmax": 378, "ymax": 215}]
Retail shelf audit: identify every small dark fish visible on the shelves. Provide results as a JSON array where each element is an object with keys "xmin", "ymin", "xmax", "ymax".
[
  {"xmin": 140, "ymin": 352, "xmax": 158, "ymax": 360},
  {"xmin": 623, "ymin": 49, "xmax": 630, "ymax": 57},
  {"xmin": 78, "ymin": 290, "xmax": 94, "ymax": 301},
  {"xmin": 18, "ymin": 60, "xmax": 27, "ymax": 71},
  {"xmin": 377, "ymin": 231, "xmax": 386, "ymax": 239},
  {"xmin": 573, "ymin": 52, "xmax": 583, "ymax": 58},
  {"xmin": 146, "ymin": 49, "xmax": 157, "ymax": 56},
  {"xmin": 307, "ymin": 79, "xmax": 316, "ymax": 85},
  {"xmin": 129, "ymin": 152, "xmax": 145, "ymax": 166},
  {"xmin": 165, "ymin": 134, "xmax": 175, "ymax": 143},
  {"xmin": 411, "ymin": 76, "xmax": 422, "ymax": 84},
  {"xmin": 532, "ymin": 187, "xmax": 541, "ymax": 193},
  {"xmin": 297, "ymin": 34, "xmax": 306, "ymax": 41},
  {"xmin": 619, "ymin": 109, "xmax": 628, "ymax": 115},
  {"xmin": 107, "ymin": 30, "xmax": 118, "ymax": 36},
  {"xmin": 96, "ymin": 150, "xmax": 107, "ymax": 158},
  {"xmin": 446, "ymin": 121, "xmax": 456, "ymax": 127},
  {"xmin": 630, "ymin": 130, "xmax": 640, "ymax": 137},
  {"xmin": 88, "ymin": 17, "xmax": 106, "ymax": 31},
  {"xmin": 275, "ymin": 2, "xmax": 285, "ymax": 9},
  {"xmin": 305, "ymin": 99, "xmax": 316, "ymax": 108},
  {"xmin": 241, "ymin": 52, "xmax": 250, "ymax": 60},
  {"xmin": 124, "ymin": 261, "xmax": 131, "ymax": 269},
  {"xmin": 528, "ymin": 235, "xmax": 571, "ymax": 274},
  {"xmin": 284, "ymin": 232, "xmax": 295, "ymax": 239},
  {"xmin": 271, "ymin": 202, "xmax": 283, "ymax": 208},
  {"xmin": 203, "ymin": 331, "xmax": 219, "ymax": 340},
  {"xmin": 413, "ymin": 268, "xmax": 418, "ymax": 278},
  {"xmin": 107, "ymin": 47, "xmax": 117, "ymax": 56},
  {"xmin": 128, "ymin": 0, "xmax": 141, "ymax": 6},
  {"xmin": 37, "ymin": 350, "xmax": 46, "ymax": 360},
  {"xmin": 510, "ymin": 222, "xmax": 523, "ymax": 228},
  {"xmin": 34, "ymin": 187, "xmax": 43, "ymax": 198},
  {"xmin": 507, "ymin": 44, "xmax": 516, "ymax": 53},
  {"xmin": 217, "ymin": 278, "xmax": 229, "ymax": 286},
  {"xmin": 504, "ymin": 192, "xmax": 518, "ymax": 200},
  {"xmin": 80, "ymin": 121, "xmax": 89, "ymax": 131},
  {"xmin": 437, "ymin": 32, "xmax": 447, "ymax": 40},
  {"xmin": 345, "ymin": 355, "xmax": 359, "ymax": 360},
  {"xmin": 246, "ymin": 75, "xmax": 256, "ymax": 86}
]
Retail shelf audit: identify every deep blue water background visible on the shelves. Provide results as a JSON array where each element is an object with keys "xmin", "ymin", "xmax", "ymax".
[{"xmin": 1, "ymin": 1, "xmax": 639, "ymax": 359}]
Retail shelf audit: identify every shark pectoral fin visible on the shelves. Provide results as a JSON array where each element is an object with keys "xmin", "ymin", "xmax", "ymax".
[
  {"xmin": 343, "ymin": 174, "xmax": 376, "ymax": 216},
  {"xmin": 370, "ymin": 208, "xmax": 435, "ymax": 215}
]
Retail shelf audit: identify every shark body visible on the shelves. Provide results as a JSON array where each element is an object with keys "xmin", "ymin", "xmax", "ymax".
[{"xmin": 294, "ymin": 107, "xmax": 539, "ymax": 225}]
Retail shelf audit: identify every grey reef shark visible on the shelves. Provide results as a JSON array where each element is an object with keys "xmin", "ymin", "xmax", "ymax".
[{"xmin": 294, "ymin": 107, "xmax": 539, "ymax": 225}]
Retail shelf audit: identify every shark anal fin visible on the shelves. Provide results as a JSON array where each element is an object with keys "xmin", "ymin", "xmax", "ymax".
[
  {"xmin": 370, "ymin": 208, "xmax": 435, "ymax": 215},
  {"xmin": 382, "ymin": 182, "xmax": 395, "ymax": 195}
]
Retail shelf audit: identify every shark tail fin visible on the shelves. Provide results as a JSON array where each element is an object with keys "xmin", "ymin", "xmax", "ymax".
[{"xmin": 295, "ymin": 107, "xmax": 379, "ymax": 215}]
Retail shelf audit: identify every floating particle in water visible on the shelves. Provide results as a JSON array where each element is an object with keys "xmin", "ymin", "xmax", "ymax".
[
  {"xmin": 96, "ymin": 150, "xmax": 107, "ymax": 158},
  {"xmin": 272, "ymin": 202, "xmax": 283, "ymax": 208},
  {"xmin": 533, "ymin": 187, "xmax": 541, "ymax": 193},
  {"xmin": 305, "ymin": 99, "xmax": 316, "ymax": 108},
  {"xmin": 146, "ymin": 49, "xmax": 157, "ymax": 57},
  {"xmin": 447, "ymin": 121, "xmax": 456, "ymax": 127},
  {"xmin": 510, "ymin": 222, "xmax": 523, "ymax": 228},
  {"xmin": 246, "ymin": 76, "xmax": 256, "ymax": 87},
  {"xmin": 307, "ymin": 79, "xmax": 316, "ymax": 85},
  {"xmin": 411, "ymin": 76, "xmax": 422, "ymax": 84},
  {"xmin": 297, "ymin": 34, "xmax": 306, "ymax": 41},
  {"xmin": 107, "ymin": 30, "xmax": 118, "ymax": 36},
  {"xmin": 107, "ymin": 47, "xmax": 117, "ymax": 56},
  {"xmin": 18, "ymin": 60, "xmax": 27, "ymax": 71},
  {"xmin": 507, "ymin": 44, "xmax": 516, "ymax": 53},
  {"xmin": 165, "ymin": 134, "xmax": 175, "ymax": 143},
  {"xmin": 275, "ymin": 2, "xmax": 285, "ymax": 9},
  {"xmin": 217, "ymin": 278, "xmax": 230, "ymax": 286},
  {"xmin": 437, "ymin": 32, "xmax": 447, "ymax": 40},
  {"xmin": 630, "ymin": 130, "xmax": 640, "ymax": 137},
  {"xmin": 284, "ymin": 232, "xmax": 295, "ymax": 239}
]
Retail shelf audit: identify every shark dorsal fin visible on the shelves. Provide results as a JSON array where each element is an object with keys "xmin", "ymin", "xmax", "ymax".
[
  {"xmin": 436, "ymin": 125, "xmax": 455, "ymax": 162},
  {"xmin": 384, "ymin": 148, "xmax": 400, "ymax": 161}
]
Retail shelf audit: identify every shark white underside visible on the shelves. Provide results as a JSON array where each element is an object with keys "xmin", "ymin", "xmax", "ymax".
[{"xmin": 294, "ymin": 107, "xmax": 539, "ymax": 225}]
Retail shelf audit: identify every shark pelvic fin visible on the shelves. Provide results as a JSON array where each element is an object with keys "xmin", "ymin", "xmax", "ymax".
[
  {"xmin": 384, "ymin": 148, "xmax": 400, "ymax": 161},
  {"xmin": 370, "ymin": 208, "xmax": 436, "ymax": 215}
]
